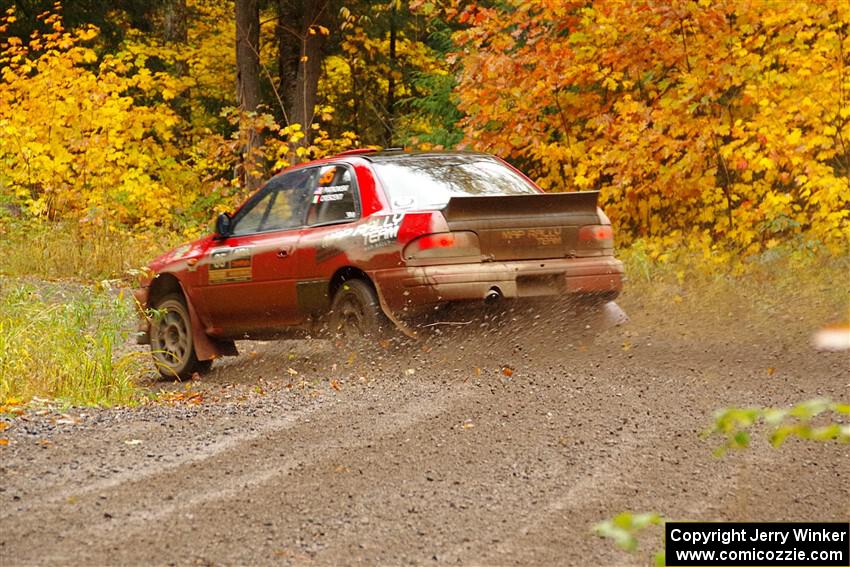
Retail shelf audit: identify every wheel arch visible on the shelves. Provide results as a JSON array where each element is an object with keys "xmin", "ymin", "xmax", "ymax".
[
  {"xmin": 329, "ymin": 266, "xmax": 375, "ymax": 300},
  {"xmin": 147, "ymin": 273, "xmax": 185, "ymax": 309},
  {"xmin": 328, "ymin": 266, "xmax": 417, "ymax": 339},
  {"xmin": 147, "ymin": 272, "xmax": 237, "ymax": 362}
]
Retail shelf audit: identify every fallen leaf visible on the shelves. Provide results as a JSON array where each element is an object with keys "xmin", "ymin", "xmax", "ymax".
[
  {"xmin": 0, "ymin": 422, "xmax": 7, "ymax": 433},
  {"xmin": 55, "ymin": 414, "xmax": 80, "ymax": 425},
  {"xmin": 767, "ymin": 367, "xmax": 776, "ymax": 375},
  {"xmin": 0, "ymin": 438, "xmax": 9, "ymax": 446},
  {"xmin": 501, "ymin": 366, "xmax": 514, "ymax": 377},
  {"xmin": 462, "ymin": 420, "xmax": 475, "ymax": 429},
  {"xmin": 405, "ymin": 368, "xmax": 415, "ymax": 376},
  {"xmin": 330, "ymin": 379, "xmax": 341, "ymax": 391},
  {"xmin": 474, "ymin": 367, "xmax": 481, "ymax": 376},
  {"xmin": 287, "ymin": 367, "xmax": 298, "ymax": 376}
]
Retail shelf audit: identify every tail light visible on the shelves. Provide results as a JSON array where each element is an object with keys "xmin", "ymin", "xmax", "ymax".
[
  {"xmin": 578, "ymin": 225, "xmax": 613, "ymax": 243},
  {"xmin": 403, "ymin": 231, "xmax": 481, "ymax": 265},
  {"xmin": 577, "ymin": 224, "xmax": 614, "ymax": 256},
  {"xmin": 396, "ymin": 211, "xmax": 450, "ymax": 244}
]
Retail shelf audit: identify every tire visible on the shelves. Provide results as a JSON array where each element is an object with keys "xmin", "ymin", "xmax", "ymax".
[
  {"xmin": 328, "ymin": 279, "xmax": 391, "ymax": 341},
  {"xmin": 149, "ymin": 293, "xmax": 211, "ymax": 379}
]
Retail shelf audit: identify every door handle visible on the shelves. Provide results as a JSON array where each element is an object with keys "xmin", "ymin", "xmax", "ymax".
[{"xmin": 277, "ymin": 247, "xmax": 293, "ymax": 258}]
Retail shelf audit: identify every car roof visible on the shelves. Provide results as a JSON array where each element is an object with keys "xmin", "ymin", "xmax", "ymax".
[{"xmin": 339, "ymin": 149, "xmax": 495, "ymax": 163}]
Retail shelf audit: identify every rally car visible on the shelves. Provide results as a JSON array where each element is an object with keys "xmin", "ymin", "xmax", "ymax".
[{"xmin": 134, "ymin": 150, "xmax": 624, "ymax": 377}]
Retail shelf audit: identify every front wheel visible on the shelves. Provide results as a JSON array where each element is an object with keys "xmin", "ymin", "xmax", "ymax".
[
  {"xmin": 328, "ymin": 279, "xmax": 391, "ymax": 341},
  {"xmin": 150, "ymin": 293, "xmax": 211, "ymax": 379}
]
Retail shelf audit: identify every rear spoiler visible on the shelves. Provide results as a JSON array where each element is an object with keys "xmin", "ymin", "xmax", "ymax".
[{"xmin": 443, "ymin": 191, "xmax": 599, "ymax": 222}]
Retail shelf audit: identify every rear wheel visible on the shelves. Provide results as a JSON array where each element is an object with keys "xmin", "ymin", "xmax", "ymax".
[
  {"xmin": 328, "ymin": 279, "xmax": 391, "ymax": 341},
  {"xmin": 150, "ymin": 293, "xmax": 211, "ymax": 379}
]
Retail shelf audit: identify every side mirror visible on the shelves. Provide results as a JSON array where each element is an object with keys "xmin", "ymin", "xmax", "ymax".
[{"xmin": 215, "ymin": 212, "xmax": 232, "ymax": 239}]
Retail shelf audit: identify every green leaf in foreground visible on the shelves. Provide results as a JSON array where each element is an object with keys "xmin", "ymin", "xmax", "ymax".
[
  {"xmin": 706, "ymin": 398, "xmax": 850, "ymax": 456},
  {"xmin": 593, "ymin": 511, "xmax": 665, "ymax": 553}
]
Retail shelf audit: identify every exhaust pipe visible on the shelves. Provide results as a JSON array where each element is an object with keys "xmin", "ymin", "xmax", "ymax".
[{"xmin": 485, "ymin": 288, "xmax": 502, "ymax": 304}]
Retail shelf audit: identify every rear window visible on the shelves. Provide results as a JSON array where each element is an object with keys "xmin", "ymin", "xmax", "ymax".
[{"xmin": 372, "ymin": 156, "xmax": 540, "ymax": 210}]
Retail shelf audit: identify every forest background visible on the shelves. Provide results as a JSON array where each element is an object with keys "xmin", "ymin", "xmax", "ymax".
[{"xmin": 0, "ymin": 0, "xmax": 848, "ymax": 279}]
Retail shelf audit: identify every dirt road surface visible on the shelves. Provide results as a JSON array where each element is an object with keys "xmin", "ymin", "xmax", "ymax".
[{"xmin": 1, "ymin": 290, "xmax": 848, "ymax": 566}]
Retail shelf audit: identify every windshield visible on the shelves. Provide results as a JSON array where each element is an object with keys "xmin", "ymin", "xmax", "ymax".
[{"xmin": 372, "ymin": 155, "xmax": 540, "ymax": 210}]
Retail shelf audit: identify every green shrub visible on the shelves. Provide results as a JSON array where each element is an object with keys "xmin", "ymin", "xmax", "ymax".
[{"xmin": 0, "ymin": 280, "xmax": 142, "ymax": 406}]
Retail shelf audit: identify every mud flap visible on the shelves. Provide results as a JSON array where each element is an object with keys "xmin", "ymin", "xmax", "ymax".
[
  {"xmin": 186, "ymin": 298, "xmax": 238, "ymax": 360},
  {"xmin": 372, "ymin": 282, "xmax": 419, "ymax": 340}
]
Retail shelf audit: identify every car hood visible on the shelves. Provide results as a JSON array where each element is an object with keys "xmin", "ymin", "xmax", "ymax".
[{"xmin": 149, "ymin": 235, "xmax": 211, "ymax": 273}]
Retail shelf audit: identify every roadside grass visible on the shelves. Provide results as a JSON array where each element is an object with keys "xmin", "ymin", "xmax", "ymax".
[
  {"xmin": 619, "ymin": 239, "xmax": 850, "ymax": 338},
  {"xmin": 0, "ymin": 220, "xmax": 182, "ymax": 281},
  {"xmin": 0, "ymin": 279, "xmax": 144, "ymax": 406}
]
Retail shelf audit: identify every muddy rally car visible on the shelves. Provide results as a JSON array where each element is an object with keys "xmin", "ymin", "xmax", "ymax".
[{"xmin": 135, "ymin": 150, "xmax": 624, "ymax": 377}]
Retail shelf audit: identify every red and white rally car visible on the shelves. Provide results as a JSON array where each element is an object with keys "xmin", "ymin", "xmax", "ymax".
[{"xmin": 135, "ymin": 150, "xmax": 624, "ymax": 377}]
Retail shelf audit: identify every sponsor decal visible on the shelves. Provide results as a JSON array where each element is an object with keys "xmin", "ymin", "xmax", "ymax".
[
  {"xmin": 208, "ymin": 246, "xmax": 253, "ymax": 284},
  {"xmin": 500, "ymin": 228, "xmax": 563, "ymax": 246},
  {"xmin": 315, "ymin": 214, "xmax": 405, "ymax": 262},
  {"xmin": 313, "ymin": 183, "xmax": 350, "ymax": 203},
  {"xmin": 318, "ymin": 184, "xmax": 350, "ymax": 194}
]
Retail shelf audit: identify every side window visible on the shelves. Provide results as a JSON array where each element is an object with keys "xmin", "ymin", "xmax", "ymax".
[
  {"xmin": 231, "ymin": 169, "xmax": 314, "ymax": 236},
  {"xmin": 231, "ymin": 191, "xmax": 274, "ymax": 236},
  {"xmin": 306, "ymin": 164, "xmax": 359, "ymax": 226}
]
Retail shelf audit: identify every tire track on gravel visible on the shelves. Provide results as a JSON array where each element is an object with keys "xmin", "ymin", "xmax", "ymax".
[
  {"xmin": 9, "ymin": 382, "xmax": 474, "ymax": 566},
  {"xmin": 0, "ymin": 404, "xmax": 321, "ymax": 522}
]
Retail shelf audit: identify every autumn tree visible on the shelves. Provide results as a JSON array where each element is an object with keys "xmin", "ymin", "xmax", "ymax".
[{"xmin": 452, "ymin": 0, "xmax": 850, "ymax": 257}]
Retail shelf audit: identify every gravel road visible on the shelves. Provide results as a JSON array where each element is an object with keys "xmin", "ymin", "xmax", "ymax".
[{"xmin": 1, "ymin": 289, "xmax": 848, "ymax": 566}]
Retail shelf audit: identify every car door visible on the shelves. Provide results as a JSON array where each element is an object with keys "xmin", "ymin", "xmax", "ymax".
[
  {"xmin": 194, "ymin": 168, "xmax": 315, "ymax": 336},
  {"xmin": 291, "ymin": 163, "xmax": 363, "ymax": 315}
]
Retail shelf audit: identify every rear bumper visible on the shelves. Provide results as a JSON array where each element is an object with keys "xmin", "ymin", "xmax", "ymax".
[{"xmin": 374, "ymin": 256, "xmax": 624, "ymax": 314}]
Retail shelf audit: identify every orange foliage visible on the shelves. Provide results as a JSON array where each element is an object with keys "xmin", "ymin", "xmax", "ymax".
[{"xmin": 453, "ymin": 0, "xmax": 850, "ymax": 257}]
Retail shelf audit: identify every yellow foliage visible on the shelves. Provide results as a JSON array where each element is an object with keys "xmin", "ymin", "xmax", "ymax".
[
  {"xmin": 0, "ymin": 5, "xmax": 358, "ymax": 236},
  {"xmin": 0, "ymin": 10, "xmax": 197, "ymax": 229}
]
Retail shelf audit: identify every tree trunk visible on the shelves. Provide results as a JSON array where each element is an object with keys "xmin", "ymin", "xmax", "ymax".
[
  {"xmin": 162, "ymin": 0, "xmax": 188, "ymax": 45},
  {"xmin": 235, "ymin": 0, "xmax": 262, "ymax": 189},
  {"xmin": 161, "ymin": 0, "xmax": 190, "ymax": 122},
  {"xmin": 287, "ymin": 0, "xmax": 329, "ymax": 142},
  {"xmin": 386, "ymin": 4, "xmax": 397, "ymax": 146},
  {"xmin": 277, "ymin": 0, "xmax": 299, "ymax": 122},
  {"xmin": 236, "ymin": 0, "xmax": 261, "ymax": 112}
]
